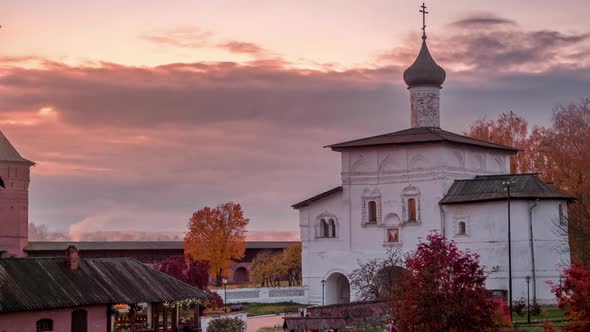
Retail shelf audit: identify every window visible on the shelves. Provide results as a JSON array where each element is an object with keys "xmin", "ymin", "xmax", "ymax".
[
  {"xmin": 408, "ymin": 198, "xmax": 417, "ymax": 222},
  {"xmin": 316, "ymin": 214, "xmax": 338, "ymax": 238},
  {"xmin": 36, "ymin": 319, "xmax": 53, "ymax": 332},
  {"xmin": 328, "ymin": 219, "xmax": 336, "ymax": 238},
  {"xmin": 458, "ymin": 221, "xmax": 466, "ymax": 235},
  {"xmin": 558, "ymin": 204, "xmax": 565, "ymax": 225},
  {"xmin": 320, "ymin": 219, "xmax": 329, "ymax": 237},
  {"xmin": 368, "ymin": 201, "xmax": 377, "ymax": 223}
]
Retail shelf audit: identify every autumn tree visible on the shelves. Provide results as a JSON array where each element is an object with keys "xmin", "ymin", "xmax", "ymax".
[
  {"xmin": 466, "ymin": 111, "xmax": 532, "ymax": 173},
  {"xmin": 391, "ymin": 232, "xmax": 500, "ymax": 332},
  {"xmin": 550, "ymin": 264, "xmax": 590, "ymax": 331},
  {"xmin": 184, "ymin": 202, "xmax": 249, "ymax": 286},
  {"xmin": 282, "ymin": 243, "xmax": 302, "ymax": 286},
  {"xmin": 349, "ymin": 248, "xmax": 405, "ymax": 301},
  {"xmin": 249, "ymin": 250, "xmax": 283, "ymax": 287}
]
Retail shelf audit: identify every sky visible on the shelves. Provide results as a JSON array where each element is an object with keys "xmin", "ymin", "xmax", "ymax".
[{"xmin": 1, "ymin": 1, "xmax": 589, "ymax": 240}]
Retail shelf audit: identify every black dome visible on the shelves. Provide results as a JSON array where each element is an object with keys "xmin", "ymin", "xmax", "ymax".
[{"xmin": 403, "ymin": 39, "xmax": 446, "ymax": 87}]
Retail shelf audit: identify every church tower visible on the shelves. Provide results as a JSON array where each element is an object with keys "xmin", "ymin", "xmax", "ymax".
[
  {"xmin": 403, "ymin": 4, "xmax": 446, "ymax": 128},
  {"xmin": 0, "ymin": 129, "xmax": 34, "ymax": 257}
]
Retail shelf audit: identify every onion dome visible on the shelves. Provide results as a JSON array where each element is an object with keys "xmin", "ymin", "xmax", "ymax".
[{"xmin": 403, "ymin": 38, "xmax": 446, "ymax": 88}]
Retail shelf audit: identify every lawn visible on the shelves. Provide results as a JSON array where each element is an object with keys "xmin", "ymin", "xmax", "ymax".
[{"xmin": 234, "ymin": 302, "xmax": 307, "ymax": 317}]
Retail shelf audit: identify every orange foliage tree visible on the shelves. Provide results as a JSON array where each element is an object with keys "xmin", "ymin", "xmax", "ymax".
[
  {"xmin": 466, "ymin": 101, "xmax": 590, "ymax": 265},
  {"xmin": 184, "ymin": 202, "xmax": 249, "ymax": 286},
  {"xmin": 466, "ymin": 111, "xmax": 531, "ymax": 173}
]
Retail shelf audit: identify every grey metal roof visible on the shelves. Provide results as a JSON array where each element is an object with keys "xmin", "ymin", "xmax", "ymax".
[
  {"xmin": 24, "ymin": 241, "xmax": 298, "ymax": 252},
  {"xmin": 326, "ymin": 127, "xmax": 518, "ymax": 153},
  {"xmin": 0, "ymin": 257, "xmax": 209, "ymax": 313},
  {"xmin": 292, "ymin": 186, "xmax": 343, "ymax": 209},
  {"xmin": 440, "ymin": 174, "xmax": 575, "ymax": 205},
  {"xmin": 403, "ymin": 38, "xmax": 446, "ymax": 87},
  {"xmin": 0, "ymin": 245, "xmax": 5, "ymax": 253},
  {"xmin": 0, "ymin": 129, "xmax": 35, "ymax": 165}
]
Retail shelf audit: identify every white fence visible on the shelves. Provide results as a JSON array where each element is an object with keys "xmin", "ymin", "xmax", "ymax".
[{"xmin": 212, "ymin": 286, "xmax": 307, "ymax": 304}]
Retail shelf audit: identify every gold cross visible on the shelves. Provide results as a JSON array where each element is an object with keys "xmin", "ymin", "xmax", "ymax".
[{"xmin": 420, "ymin": 3, "xmax": 428, "ymax": 39}]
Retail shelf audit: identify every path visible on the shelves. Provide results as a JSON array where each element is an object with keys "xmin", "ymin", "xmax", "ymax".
[{"xmin": 247, "ymin": 314, "xmax": 283, "ymax": 332}]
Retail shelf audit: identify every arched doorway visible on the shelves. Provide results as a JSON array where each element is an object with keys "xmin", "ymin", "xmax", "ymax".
[
  {"xmin": 233, "ymin": 267, "xmax": 249, "ymax": 283},
  {"xmin": 71, "ymin": 309, "xmax": 87, "ymax": 332},
  {"xmin": 325, "ymin": 272, "xmax": 350, "ymax": 305}
]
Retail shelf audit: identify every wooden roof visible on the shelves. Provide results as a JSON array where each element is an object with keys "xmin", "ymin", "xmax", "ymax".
[
  {"xmin": 440, "ymin": 174, "xmax": 575, "ymax": 205},
  {"xmin": 0, "ymin": 257, "xmax": 209, "ymax": 313},
  {"xmin": 327, "ymin": 127, "xmax": 518, "ymax": 153}
]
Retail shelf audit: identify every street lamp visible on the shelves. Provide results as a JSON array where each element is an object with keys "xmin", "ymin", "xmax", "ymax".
[
  {"xmin": 321, "ymin": 279, "xmax": 326, "ymax": 306},
  {"xmin": 222, "ymin": 278, "xmax": 228, "ymax": 313},
  {"xmin": 525, "ymin": 276, "xmax": 531, "ymax": 325},
  {"xmin": 503, "ymin": 179, "xmax": 514, "ymax": 321}
]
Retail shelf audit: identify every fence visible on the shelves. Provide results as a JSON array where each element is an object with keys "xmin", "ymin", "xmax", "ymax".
[{"xmin": 211, "ymin": 286, "xmax": 307, "ymax": 304}]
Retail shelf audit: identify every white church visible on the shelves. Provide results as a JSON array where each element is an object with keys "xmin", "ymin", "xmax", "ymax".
[{"xmin": 293, "ymin": 29, "xmax": 572, "ymax": 306}]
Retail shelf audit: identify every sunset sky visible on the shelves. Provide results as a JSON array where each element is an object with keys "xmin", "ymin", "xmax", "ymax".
[{"xmin": 1, "ymin": 1, "xmax": 589, "ymax": 240}]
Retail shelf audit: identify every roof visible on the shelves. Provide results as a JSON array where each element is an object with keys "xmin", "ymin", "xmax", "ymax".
[
  {"xmin": 440, "ymin": 174, "xmax": 575, "ymax": 205},
  {"xmin": 0, "ymin": 257, "xmax": 209, "ymax": 313},
  {"xmin": 326, "ymin": 127, "xmax": 518, "ymax": 153},
  {"xmin": 403, "ymin": 38, "xmax": 446, "ymax": 87},
  {"xmin": 0, "ymin": 245, "xmax": 5, "ymax": 253},
  {"xmin": 292, "ymin": 186, "xmax": 343, "ymax": 209},
  {"xmin": 0, "ymin": 129, "xmax": 35, "ymax": 165},
  {"xmin": 24, "ymin": 241, "xmax": 299, "ymax": 252}
]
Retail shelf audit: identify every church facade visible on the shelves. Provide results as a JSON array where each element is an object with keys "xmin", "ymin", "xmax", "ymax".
[{"xmin": 293, "ymin": 34, "xmax": 572, "ymax": 306}]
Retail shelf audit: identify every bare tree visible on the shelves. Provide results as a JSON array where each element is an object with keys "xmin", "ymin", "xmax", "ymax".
[{"xmin": 348, "ymin": 248, "xmax": 405, "ymax": 301}]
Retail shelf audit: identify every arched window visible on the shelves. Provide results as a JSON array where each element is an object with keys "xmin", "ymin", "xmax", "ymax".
[
  {"xmin": 368, "ymin": 201, "xmax": 377, "ymax": 223},
  {"xmin": 36, "ymin": 319, "xmax": 53, "ymax": 332},
  {"xmin": 320, "ymin": 219, "xmax": 329, "ymax": 237},
  {"xmin": 328, "ymin": 219, "xmax": 336, "ymax": 238},
  {"xmin": 558, "ymin": 204, "xmax": 565, "ymax": 225},
  {"xmin": 458, "ymin": 221, "xmax": 466, "ymax": 235},
  {"xmin": 408, "ymin": 198, "xmax": 417, "ymax": 222}
]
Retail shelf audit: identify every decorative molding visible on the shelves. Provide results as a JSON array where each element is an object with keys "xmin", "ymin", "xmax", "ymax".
[
  {"xmin": 408, "ymin": 154, "xmax": 427, "ymax": 170},
  {"xmin": 453, "ymin": 151, "xmax": 465, "ymax": 169},
  {"xmin": 350, "ymin": 154, "xmax": 365, "ymax": 172},
  {"xmin": 377, "ymin": 154, "xmax": 393, "ymax": 172}
]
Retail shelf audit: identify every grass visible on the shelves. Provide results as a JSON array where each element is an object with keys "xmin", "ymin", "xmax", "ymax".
[{"xmin": 232, "ymin": 302, "xmax": 307, "ymax": 317}]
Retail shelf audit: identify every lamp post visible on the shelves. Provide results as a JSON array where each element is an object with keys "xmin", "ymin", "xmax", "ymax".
[
  {"xmin": 525, "ymin": 276, "xmax": 531, "ymax": 325},
  {"xmin": 503, "ymin": 179, "xmax": 514, "ymax": 321},
  {"xmin": 222, "ymin": 278, "xmax": 228, "ymax": 313},
  {"xmin": 321, "ymin": 279, "xmax": 326, "ymax": 306}
]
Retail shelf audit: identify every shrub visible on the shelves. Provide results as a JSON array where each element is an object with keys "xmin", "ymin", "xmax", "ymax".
[
  {"xmin": 543, "ymin": 321, "xmax": 556, "ymax": 332},
  {"xmin": 207, "ymin": 316, "xmax": 246, "ymax": 332},
  {"xmin": 204, "ymin": 290, "xmax": 224, "ymax": 309},
  {"xmin": 512, "ymin": 298, "xmax": 526, "ymax": 316},
  {"xmin": 531, "ymin": 302, "xmax": 542, "ymax": 316}
]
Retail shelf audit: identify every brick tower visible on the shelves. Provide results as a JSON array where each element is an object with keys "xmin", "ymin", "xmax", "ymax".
[{"xmin": 0, "ymin": 129, "xmax": 34, "ymax": 257}]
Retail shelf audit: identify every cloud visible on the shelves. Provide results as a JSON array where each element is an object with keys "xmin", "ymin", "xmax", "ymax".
[
  {"xmin": 141, "ymin": 28, "xmax": 214, "ymax": 48},
  {"xmin": 217, "ymin": 41, "xmax": 270, "ymax": 58},
  {"xmin": 3, "ymin": 16, "xmax": 590, "ymax": 236},
  {"xmin": 451, "ymin": 15, "xmax": 517, "ymax": 28},
  {"xmin": 379, "ymin": 14, "xmax": 590, "ymax": 74}
]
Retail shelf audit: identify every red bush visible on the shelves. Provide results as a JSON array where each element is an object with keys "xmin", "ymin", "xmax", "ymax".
[{"xmin": 550, "ymin": 264, "xmax": 590, "ymax": 331}]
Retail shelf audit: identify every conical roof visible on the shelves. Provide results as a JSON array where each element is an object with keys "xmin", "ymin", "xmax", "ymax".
[
  {"xmin": 403, "ymin": 38, "xmax": 446, "ymax": 87},
  {"xmin": 0, "ymin": 129, "xmax": 35, "ymax": 165}
]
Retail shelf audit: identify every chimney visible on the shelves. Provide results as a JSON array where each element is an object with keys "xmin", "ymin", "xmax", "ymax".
[{"xmin": 65, "ymin": 245, "xmax": 80, "ymax": 270}]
